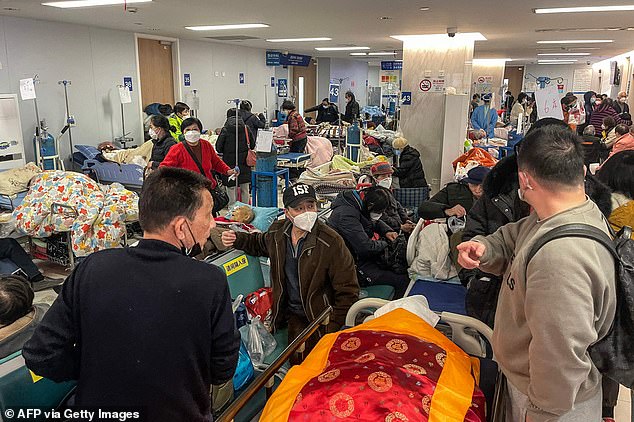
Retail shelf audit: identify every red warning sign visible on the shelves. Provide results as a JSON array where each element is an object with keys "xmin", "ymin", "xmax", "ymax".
[
  {"xmin": 477, "ymin": 76, "xmax": 486, "ymax": 83},
  {"xmin": 419, "ymin": 79, "xmax": 432, "ymax": 92}
]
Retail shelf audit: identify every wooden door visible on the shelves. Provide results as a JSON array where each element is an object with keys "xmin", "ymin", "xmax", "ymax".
[
  {"xmin": 504, "ymin": 66, "xmax": 525, "ymax": 97},
  {"xmin": 293, "ymin": 61, "xmax": 317, "ymax": 117},
  {"xmin": 137, "ymin": 38, "xmax": 175, "ymax": 107}
]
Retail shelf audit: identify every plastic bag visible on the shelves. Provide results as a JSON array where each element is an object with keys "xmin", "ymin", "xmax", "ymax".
[
  {"xmin": 233, "ymin": 341, "xmax": 254, "ymax": 391},
  {"xmin": 246, "ymin": 316, "xmax": 277, "ymax": 366},
  {"xmin": 452, "ymin": 147, "xmax": 497, "ymax": 170}
]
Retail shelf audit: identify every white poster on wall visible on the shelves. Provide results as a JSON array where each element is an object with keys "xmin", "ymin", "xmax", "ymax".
[
  {"xmin": 19, "ymin": 78, "xmax": 36, "ymax": 100},
  {"xmin": 118, "ymin": 86, "xmax": 132, "ymax": 104},
  {"xmin": 573, "ymin": 68, "xmax": 593, "ymax": 93},
  {"xmin": 535, "ymin": 84, "xmax": 564, "ymax": 120}
]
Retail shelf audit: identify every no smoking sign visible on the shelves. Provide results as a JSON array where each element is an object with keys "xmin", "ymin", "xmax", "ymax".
[{"xmin": 419, "ymin": 79, "xmax": 432, "ymax": 92}]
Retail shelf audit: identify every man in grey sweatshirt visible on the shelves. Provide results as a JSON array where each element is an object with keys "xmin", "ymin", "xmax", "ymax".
[{"xmin": 458, "ymin": 125, "xmax": 616, "ymax": 422}]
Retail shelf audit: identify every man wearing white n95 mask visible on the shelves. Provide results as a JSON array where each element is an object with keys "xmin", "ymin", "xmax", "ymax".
[{"xmin": 221, "ymin": 183, "xmax": 359, "ymax": 364}]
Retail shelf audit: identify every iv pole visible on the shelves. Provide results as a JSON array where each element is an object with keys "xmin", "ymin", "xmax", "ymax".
[
  {"xmin": 31, "ymin": 75, "xmax": 43, "ymax": 167},
  {"xmin": 58, "ymin": 80, "xmax": 75, "ymax": 169},
  {"xmin": 227, "ymin": 98, "xmax": 241, "ymax": 203}
]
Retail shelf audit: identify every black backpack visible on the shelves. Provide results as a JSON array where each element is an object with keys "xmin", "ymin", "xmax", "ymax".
[{"xmin": 525, "ymin": 223, "xmax": 634, "ymax": 388}]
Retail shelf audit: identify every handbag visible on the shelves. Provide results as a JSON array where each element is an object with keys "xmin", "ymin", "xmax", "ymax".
[
  {"xmin": 182, "ymin": 142, "xmax": 229, "ymax": 214},
  {"xmin": 245, "ymin": 127, "xmax": 257, "ymax": 167}
]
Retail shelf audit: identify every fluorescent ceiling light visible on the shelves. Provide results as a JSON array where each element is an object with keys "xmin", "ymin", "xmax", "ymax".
[
  {"xmin": 472, "ymin": 58, "xmax": 512, "ymax": 64},
  {"xmin": 368, "ymin": 52, "xmax": 397, "ymax": 56},
  {"xmin": 350, "ymin": 53, "xmax": 367, "ymax": 56},
  {"xmin": 538, "ymin": 59, "xmax": 578, "ymax": 63},
  {"xmin": 537, "ymin": 52, "xmax": 590, "ymax": 56},
  {"xmin": 43, "ymin": 0, "xmax": 150, "ymax": 7},
  {"xmin": 534, "ymin": 5, "xmax": 634, "ymax": 14},
  {"xmin": 537, "ymin": 39, "xmax": 613, "ymax": 44},
  {"xmin": 266, "ymin": 37, "xmax": 331, "ymax": 42},
  {"xmin": 391, "ymin": 32, "xmax": 486, "ymax": 42},
  {"xmin": 538, "ymin": 61, "xmax": 576, "ymax": 65},
  {"xmin": 315, "ymin": 46, "xmax": 370, "ymax": 51},
  {"xmin": 186, "ymin": 23, "xmax": 269, "ymax": 31}
]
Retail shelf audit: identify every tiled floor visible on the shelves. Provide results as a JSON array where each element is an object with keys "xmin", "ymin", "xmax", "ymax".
[{"xmin": 615, "ymin": 385, "xmax": 631, "ymax": 422}]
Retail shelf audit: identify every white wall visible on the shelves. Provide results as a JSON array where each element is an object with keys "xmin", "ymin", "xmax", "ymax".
[
  {"xmin": 0, "ymin": 16, "xmax": 142, "ymax": 164},
  {"xmin": 330, "ymin": 58, "xmax": 369, "ymax": 107},
  {"xmin": 471, "ymin": 63, "xmax": 506, "ymax": 108},
  {"xmin": 317, "ymin": 58, "xmax": 331, "ymax": 103},
  {"xmin": 179, "ymin": 40, "xmax": 275, "ymax": 130},
  {"xmin": 0, "ymin": 16, "xmax": 278, "ymax": 163},
  {"xmin": 367, "ymin": 66, "xmax": 380, "ymax": 88}
]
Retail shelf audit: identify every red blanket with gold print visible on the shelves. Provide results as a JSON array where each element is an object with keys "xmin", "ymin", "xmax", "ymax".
[{"xmin": 261, "ymin": 309, "xmax": 486, "ymax": 422}]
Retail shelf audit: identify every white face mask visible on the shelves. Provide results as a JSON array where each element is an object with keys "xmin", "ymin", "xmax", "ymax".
[
  {"xmin": 292, "ymin": 211, "xmax": 317, "ymax": 232},
  {"xmin": 620, "ymin": 97, "xmax": 628, "ymax": 103},
  {"xmin": 517, "ymin": 188, "xmax": 524, "ymax": 202},
  {"xmin": 377, "ymin": 177, "xmax": 393, "ymax": 189},
  {"xmin": 149, "ymin": 127, "xmax": 159, "ymax": 140},
  {"xmin": 184, "ymin": 130, "xmax": 201, "ymax": 145},
  {"xmin": 370, "ymin": 212, "xmax": 382, "ymax": 221}
]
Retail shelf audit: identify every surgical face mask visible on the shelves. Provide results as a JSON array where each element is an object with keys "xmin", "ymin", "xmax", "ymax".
[
  {"xmin": 179, "ymin": 221, "xmax": 202, "ymax": 258},
  {"xmin": 291, "ymin": 211, "xmax": 318, "ymax": 232},
  {"xmin": 181, "ymin": 111, "xmax": 190, "ymax": 119},
  {"xmin": 522, "ymin": 98, "xmax": 528, "ymax": 105},
  {"xmin": 620, "ymin": 97, "xmax": 628, "ymax": 103},
  {"xmin": 517, "ymin": 188, "xmax": 525, "ymax": 202},
  {"xmin": 184, "ymin": 130, "xmax": 201, "ymax": 145},
  {"xmin": 595, "ymin": 100, "xmax": 603, "ymax": 106},
  {"xmin": 602, "ymin": 124, "xmax": 607, "ymax": 130},
  {"xmin": 370, "ymin": 212, "xmax": 382, "ymax": 221},
  {"xmin": 377, "ymin": 177, "xmax": 392, "ymax": 189},
  {"xmin": 149, "ymin": 127, "xmax": 159, "ymax": 140},
  {"xmin": 591, "ymin": 97, "xmax": 597, "ymax": 104}
]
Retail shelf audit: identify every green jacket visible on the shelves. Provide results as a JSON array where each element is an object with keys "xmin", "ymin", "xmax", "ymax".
[{"xmin": 168, "ymin": 113, "xmax": 184, "ymax": 141}]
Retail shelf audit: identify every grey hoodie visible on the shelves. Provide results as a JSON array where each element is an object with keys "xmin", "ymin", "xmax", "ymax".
[{"xmin": 475, "ymin": 199, "xmax": 616, "ymax": 422}]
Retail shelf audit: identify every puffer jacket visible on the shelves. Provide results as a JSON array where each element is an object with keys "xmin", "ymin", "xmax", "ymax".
[
  {"xmin": 327, "ymin": 190, "xmax": 394, "ymax": 262},
  {"xmin": 393, "ymin": 145, "xmax": 428, "ymax": 188},
  {"xmin": 215, "ymin": 116, "xmax": 254, "ymax": 186},
  {"xmin": 233, "ymin": 220, "xmax": 359, "ymax": 332},
  {"xmin": 149, "ymin": 134, "xmax": 177, "ymax": 169},
  {"xmin": 418, "ymin": 182, "xmax": 475, "ymax": 220},
  {"xmin": 381, "ymin": 192, "xmax": 410, "ymax": 232},
  {"xmin": 239, "ymin": 110, "xmax": 266, "ymax": 140}
]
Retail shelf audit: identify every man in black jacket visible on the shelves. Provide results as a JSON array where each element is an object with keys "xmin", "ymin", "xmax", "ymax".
[
  {"xmin": 305, "ymin": 98, "xmax": 339, "ymax": 124},
  {"xmin": 23, "ymin": 167, "xmax": 240, "ymax": 422}
]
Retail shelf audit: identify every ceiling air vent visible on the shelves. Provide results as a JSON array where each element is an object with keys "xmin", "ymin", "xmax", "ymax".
[{"xmin": 204, "ymin": 35, "xmax": 260, "ymax": 41}]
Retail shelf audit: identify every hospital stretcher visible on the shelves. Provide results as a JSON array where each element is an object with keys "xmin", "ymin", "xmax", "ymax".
[{"xmin": 73, "ymin": 145, "xmax": 144, "ymax": 191}]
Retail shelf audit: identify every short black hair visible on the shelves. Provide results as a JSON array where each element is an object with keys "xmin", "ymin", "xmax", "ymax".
[
  {"xmin": 472, "ymin": 94, "xmax": 480, "ymax": 99},
  {"xmin": 322, "ymin": 98, "xmax": 329, "ymax": 103},
  {"xmin": 174, "ymin": 102, "xmax": 190, "ymax": 115},
  {"xmin": 345, "ymin": 91, "xmax": 356, "ymax": 101},
  {"xmin": 517, "ymin": 125, "xmax": 585, "ymax": 189},
  {"xmin": 597, "ymin": 150, "xmax": 634, "ymax": 198},
  {"xmin": 517, "ymin": 92, "xmax": 528, "ymax": 103},
  {"xmin": 362, "ymin": 186, "xmax": 391, "ymax": 214},
  {"xmin": 616, "ymin": 124, "xmax": 630, "ymax": 136},
  {"xmin": 150, "ymin": 114, "xmax": 171, "ymax": 133},
  {"xmin": 239, "ymin": 100, "xmax": 252, "ymax": 112},
  {"xmin": 139, "ymin": 167, "xmax": 213, "ymax": 233},
  {"xmin": 226, "ymin": 108, "xmax": 237, "ymax": 118},
  {"xmin": 181, "ymin": 117, "xmax": 203, "ymax": 133},
  {"xmin": 0, "ymin": 275, "xmax": 34, "ymax": 326},
  {"xmin": 603, "ymin": 116, "xmax": 616, "ymax": 129},
  {"xmin": 281, "ymin": 100, "xmax": 296, "ymax": 111}
]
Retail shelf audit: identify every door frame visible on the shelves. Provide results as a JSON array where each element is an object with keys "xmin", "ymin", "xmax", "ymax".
[{"xmin": 134, "ymin": 33, "xmax": 181, "ymax": 124}]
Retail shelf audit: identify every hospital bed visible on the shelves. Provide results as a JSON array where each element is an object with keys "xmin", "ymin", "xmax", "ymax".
[
  {"xmin": 73, "ymin": 145, "xmax": 144, "ymax": 191},
  {"xmin": 0, "ymin": 192, "xmax": 27, "ymax": 211}
]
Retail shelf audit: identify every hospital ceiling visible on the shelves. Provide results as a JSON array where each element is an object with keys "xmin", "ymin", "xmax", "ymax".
[{"xmin": 2, "ymin": 0, "xmax": 634, "ymax": 64}]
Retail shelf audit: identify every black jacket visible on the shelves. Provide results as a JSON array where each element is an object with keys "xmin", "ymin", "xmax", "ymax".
[
  {"xmin": 216, "ymin": 116, "xmax": 255, "ymax": 186},
  {"xmin": 614, "ymin": 101, "xmax": 630, "ymax": 116},
  {"xmin": 381, "ymin": 192, "xmax": 410, "ymax": 232},
  {"xmin": 305, "ymin": 103, "xmax": 339, "ymax": 124},
  {"xmin": 239, "ymin": 110, "xmax": 266, "ymax": 140},
  {"xmin": 327, "ymin": 190, "xmax": 393, "ymax": 262},
  {"xmin": 393, "ymin": 145, "xmax": 428, "ymax": 188},
  {"xmin": 418, "ymin": 182, "xmax": 475, "ymax": 220},
  {"xmin": 23, "ymin": 240, "xmax": 240, "ymax": 422},
  {"xmin": 342, "ymin": 100, "xmax": 360, "ymax": 123},
  {"xmin": 150, "ymin": 134, "xmax": 177, "ymax": 169}
]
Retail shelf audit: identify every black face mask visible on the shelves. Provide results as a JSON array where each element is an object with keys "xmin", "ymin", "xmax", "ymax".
[{"xmin": 179, "ymin": 221, "xmax": 202, "ymax": 258}]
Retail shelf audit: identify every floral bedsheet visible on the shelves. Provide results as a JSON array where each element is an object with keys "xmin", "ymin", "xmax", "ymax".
[{"xmin": 13, "ymin": 171, "xmax": 138, "ymax": 257}]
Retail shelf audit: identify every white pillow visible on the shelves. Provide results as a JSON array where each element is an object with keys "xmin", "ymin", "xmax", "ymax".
[{"xmin": 0, "ymin": 163, "xmax": 42, "ymax": 196}]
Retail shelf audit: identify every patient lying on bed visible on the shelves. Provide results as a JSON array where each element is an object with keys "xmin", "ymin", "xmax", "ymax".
[{"xmin": 261, "ymin": 308, "xmax": 485, "ymax": 421}]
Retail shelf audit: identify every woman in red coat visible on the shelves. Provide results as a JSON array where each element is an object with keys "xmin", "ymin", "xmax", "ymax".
[{"xmin": 160, "ymin": 117, "xmax": 236, "ymax": 189}]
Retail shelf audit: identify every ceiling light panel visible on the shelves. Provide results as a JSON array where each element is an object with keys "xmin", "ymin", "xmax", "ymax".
[
  {"xmin": 43, "ymin": 0, "xmax": 150, "ymax": 7},
  {"xmin": 537, "ymin": 52, "xmax": 590, "ymax": 56},
  {"xmin": 266, "ymin": 37, "xmax": 331, "ymax": 42},
  {"xmin": 186, "ymin": 23, "xmax": 269, "ymax": 31},
  {"xmin": 537, "ymin": 40, "xmax": 613, "ymax": 44},
  {"xmin": 535, "ymin": 5, "xmax": 634, "ymax": 14},
  {"xmin": 315, "ymin": 46, "xmax": 370, "ymax": 51}
]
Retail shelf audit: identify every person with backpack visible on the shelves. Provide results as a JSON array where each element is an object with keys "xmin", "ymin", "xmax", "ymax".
[{"xmin": 457, "ymin": 125, "xmax": 616, "ymax": 421}]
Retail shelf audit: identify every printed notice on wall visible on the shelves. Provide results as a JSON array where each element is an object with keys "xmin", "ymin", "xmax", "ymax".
[
  {"xmin": 19, "ymin": 78, "xmax": 36, "ymax": 100},
  {"xmin": 255, "ymin": 129, "xmax": 274, "ymax": 153},
  {"xmin": 572, "ymin": 69, "xmax": 593, "ymax": 93},
  {"xmin": 535, "ymin": 84, "xmax": 564, "ymax": 120},
  {"xmin": 118, "ymin": 86, "xmax": 132, "ymax": 104}
]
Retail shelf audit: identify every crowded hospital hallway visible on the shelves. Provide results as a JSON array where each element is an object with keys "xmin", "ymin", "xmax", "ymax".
[{"xmin": 5, "ymin": 0, "xmax": 634, "ymax": 421}]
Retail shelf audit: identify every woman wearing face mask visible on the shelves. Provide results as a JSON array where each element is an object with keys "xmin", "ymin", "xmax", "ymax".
[
  {"xmin": 614, "ymin": 91, "xmax": 630, "ymax": 117},
  {"xmin": 341, "ymin": 91, "xmax": 360, "ymax": 124},
  {"xmin": 369, "ymin": 162, "xmax": 415, "ymax": 234},
  {"xmin": 510, "ymin": 92, "xmax": 529, "ymax": 127},
  {"xmin": 328, "ymin": 186, "xmax": 410, "ymax": 298},
  {"xmin": 168, "ymin": 102, "xmax": 190, "ymax": 140},
  {"xmin": 160, "ymin": 118, "xmax": 237, "ymax": 213},
  {"xmin": 147, "ymin": 115, "xmax": 176, "ymax": 172}
]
